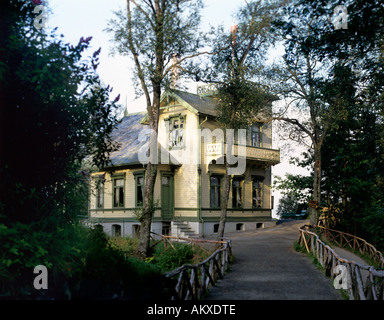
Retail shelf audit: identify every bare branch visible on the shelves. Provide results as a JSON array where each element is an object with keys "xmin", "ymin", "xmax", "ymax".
[
  {"xmin": 272, "ymin": 116, "xmax": 314, "ymax": 144},
  {"xmin": 127, "ymin": 0, "xmax": 152, "ymax": 108},
  {"xmin": 162, "ymin": 45, "xmax": 231, "ymax": 80}
]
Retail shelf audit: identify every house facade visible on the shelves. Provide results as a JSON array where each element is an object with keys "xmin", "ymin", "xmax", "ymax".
[{"xmin": 87, "ymin": 87, "xmax": 280, "ymax": 237}]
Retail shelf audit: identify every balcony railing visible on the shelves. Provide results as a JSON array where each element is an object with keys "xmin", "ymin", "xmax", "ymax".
[{"xmin": 205, "ymin": 143, "xmax": 280, "ymax": 166}]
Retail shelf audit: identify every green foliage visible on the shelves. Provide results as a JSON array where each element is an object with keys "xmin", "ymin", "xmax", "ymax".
[
  {"xmin": 274, "ymin": 172, "xmax": 312, "ymax": 204},
  {"xmin": 215, "ymin": 80, "xmax": 275, "ymax": 130},
  {"xmin": 109, "ymin": 236, "xmax": 212, "ymax": 273},
  {"xmin": 0, "ymin": 0, "xmax": 121, "ymax": 298},
  {"xmin": 205, "ymin": 0, "xmax": 282, "ymax": 83},
  {"xmin": 361, "ymin": 205, "xmax": 384, "ymax": 252},
  {"xmin": 1, "ymin": 0, "xmax": 120, "ymax": 225},
  {"xmin": 153, "ymin": 242, "xmax": 194, "ymax": 272},
  {"xmin": 70, "ymin": 228, "xmax": 163, "ymax": 299},
  {"xmin": 272, "ymin": 0, "xmax": 384, "ymax": 229},
  {"xmin": 0, "ymin": 225, "xmax": 172, "ymax": 300}
]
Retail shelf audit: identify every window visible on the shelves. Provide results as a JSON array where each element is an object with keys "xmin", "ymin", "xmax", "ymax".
[
  {"xmin": 252, "ymin": 177, "xmax": 263, "ymax": 208},
  {"xmin": 113, "ymin": 178, "xmax": 124, "ymax": 208},
  {"xmin": 168, "ymin": 116, "xmax": 185, "ymax": 148},
  {"xmin": 162, "ymin": 222, "xmax": 171, "ymax": 236},
  {"xmin": 95, "ymin": 179, "xmax": 104, "ymax": 208},
  {"xmin": 112, "ymin": 224, "xmax": 121, "ymax": 237},
  {"xmin": 132, "ymin": 225, "xmax": 140, "ymax": 238},
  {"xmin": 135, "ymin": 175, "xmax": 144, "ymax": 207},
  {"xmin": 232, "ymin": 178, "xmax": 243, "ymax": 208},
  {"xmin": 210, "ymin": 175, "xmax": 221, "ymax": 208},
  {"xmin": 251, "ymin": 123, "xmax": 262, "ymax": 147}
]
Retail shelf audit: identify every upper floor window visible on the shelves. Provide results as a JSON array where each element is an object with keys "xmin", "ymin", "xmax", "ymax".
[
  {"xmin": 251, "ymin": 123, "xmax": 262, "ymax": 147},
  {"xmin": 113, "ymin": 178, "xmax": 125, "ymax": 208},
  {"xmin": 168, "ymin": 116, "xmax": 185, "ymax": 148}
]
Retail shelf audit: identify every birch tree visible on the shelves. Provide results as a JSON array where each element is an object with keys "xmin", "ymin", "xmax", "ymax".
[{"xmin": 107, "ymin": 0, "xmax": 205, "ymax": 258}]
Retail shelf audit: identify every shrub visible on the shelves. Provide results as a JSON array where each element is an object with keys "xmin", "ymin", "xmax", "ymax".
[
  {"xmin": 153, "ymin": 242, "xmax": 194, "ymax": 272},
  {"xmin": 69, "ymin": 228, "xmax": 171, "ymax": 300}
]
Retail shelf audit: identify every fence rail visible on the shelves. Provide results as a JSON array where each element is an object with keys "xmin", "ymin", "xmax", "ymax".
[
  {"xmin": 157, "ymin": 234, "xmax": 232, "ymax": 300},
  {"xmin": 298, "ymin": 225, "xmax": 384, "ymax": 300},
  {"xmin": 317, "ymin": 225, "xmax": 384, "ymax": 268}
]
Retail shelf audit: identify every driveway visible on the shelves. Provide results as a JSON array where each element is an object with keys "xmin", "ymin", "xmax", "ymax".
[{"xmin": 205, "ymin": 220, "xmax": 342, "ymax": 300}]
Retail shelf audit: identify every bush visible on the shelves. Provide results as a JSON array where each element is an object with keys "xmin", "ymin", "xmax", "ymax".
[
  {"xmin": 0, "ymin": 224, "xmax": 173, "ymax": 300},
  {"xmin": 68, "ymin": 228, "xmax": 171, "ymax": 300},
  {"xmin": 153, "ymin": 242, "xmax": 195, "ymax": 272}
]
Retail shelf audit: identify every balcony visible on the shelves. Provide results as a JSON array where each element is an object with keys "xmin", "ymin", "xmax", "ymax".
[{"xmin": 205, "ymin": 143, "xmax": 280, "ymax": 166}]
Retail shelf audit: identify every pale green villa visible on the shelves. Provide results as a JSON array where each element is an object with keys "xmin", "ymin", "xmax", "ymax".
[{"xmin": 87, "ymin": 86, "xmax": 280, "ymax": 237}]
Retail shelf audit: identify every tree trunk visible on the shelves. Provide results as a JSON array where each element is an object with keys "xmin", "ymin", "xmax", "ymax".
[
  {"xmin": 217, "ymin": 162, "xmax": 231, "ymax": 240},
  {"xmin": 310, "ymin": 144, "xmax": 322, "ymax": 226},
  {"xmin": 137, "ymin": 83, "xmax": 161, "ymax": 259},
  {"xmin": 137, "ymin": 162, "xmax": 158, "ymax": 258}
]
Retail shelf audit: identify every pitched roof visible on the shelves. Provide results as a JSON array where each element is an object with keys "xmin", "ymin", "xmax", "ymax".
[
  {"xmin": 108, "ymin": 112, "xmax": 148, "ymax": 166},
  {"xmin": 170, "ymin": 90, "xmax": 218, "ymax": 117},
  {"xmin": 108, "ymin": 112, "xmax": 180, "ymax": 167}
]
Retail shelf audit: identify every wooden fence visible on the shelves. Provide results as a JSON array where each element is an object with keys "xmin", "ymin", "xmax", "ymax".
[
  {"xmin": 298, "ymin": 225, "xmax": 384, "ymax": 300},
  {"xmin": 317, "ymin": 225, "xmax": 384, "ymax": 268},
  {"xmin": 158, "ymin": 235, "xmax": 232, "ymax": 300}
]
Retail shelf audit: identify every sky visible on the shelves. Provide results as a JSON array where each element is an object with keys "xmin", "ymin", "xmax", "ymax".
[
  {"xmin": 45, "ymin": 0, "xmax": 310, "ymax": 217},
  {"xmin": 47, "ymin": 0, "xmax": 243, "ymax": 112}
]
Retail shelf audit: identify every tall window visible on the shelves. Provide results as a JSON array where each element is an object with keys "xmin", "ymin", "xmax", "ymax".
[
  {"xmin": 113, "ymin": 178, "xmax": 124, "ymax": 208},
  {"xmin": 210, "ymin": 175, "xmax": 221, "ymax": 208},
  {"xmin": 252, "ymin": 178, "xmax": 263, "ymax": 208},
  {"xmin": 135, "ymin": 175, "xmax": 144, "ymax": 207},
  {"xmin": 232, "ymin": 178, "xmax": 243, "ymax": 208},
  {"xmin": 168, "ymin": 116, "xmax": 185, "ymax": 148},
  {"xmin": 95, "ymin": 179, "xmax": 104, "ymax": 209},
  {"xmin": 251, "ymin": 123, "xmax": 262, "ymax": 147}
]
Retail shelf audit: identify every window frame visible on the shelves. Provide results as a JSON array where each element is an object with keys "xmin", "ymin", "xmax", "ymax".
[
  {"xmin": 112, "ymin": 175, "xmax": 125, "ymax": 208},
  {"xmin": 134, "ymin": 171, "xmax": 145, "ymax": 208},
  {"xmin": 95, "ymin": 177, "xmax": 104, "ymax": 209},
  {"xmin": 167, "ymin": 115, "xmax": 186, "ymax": 149},
  {"xmin": 252, "ymin": 178, "xmax": 263, "ymax": 208},
  {"xmin": 251, "ymin": 123, "xmax": 263, "ymax": 148},
  {"xmin": 231, "ymin": 177, "xmax": 244, "ymax": 208},
  {"xmin": 209, "ymin": 174, "xmax": 223, "ymax": 209}
]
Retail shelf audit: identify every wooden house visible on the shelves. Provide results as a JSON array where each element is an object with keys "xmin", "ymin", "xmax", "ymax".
[{"xmin": 87, "ymin": 86, "xmax": 280, "ymax": 237}]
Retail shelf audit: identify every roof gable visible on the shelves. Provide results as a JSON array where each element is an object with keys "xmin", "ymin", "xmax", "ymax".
[
  {"xmin": 141, "ymin": 89, "xmax": 218, "ymax": 124},
  {"xmin": 165, "ymin": 90, "xmax": 218, "ymax": 117}
]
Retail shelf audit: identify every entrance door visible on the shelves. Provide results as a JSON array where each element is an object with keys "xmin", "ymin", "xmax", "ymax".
[{"xmin": 161, "ymin": 174, "xmax": 174, "ymax": 220}]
